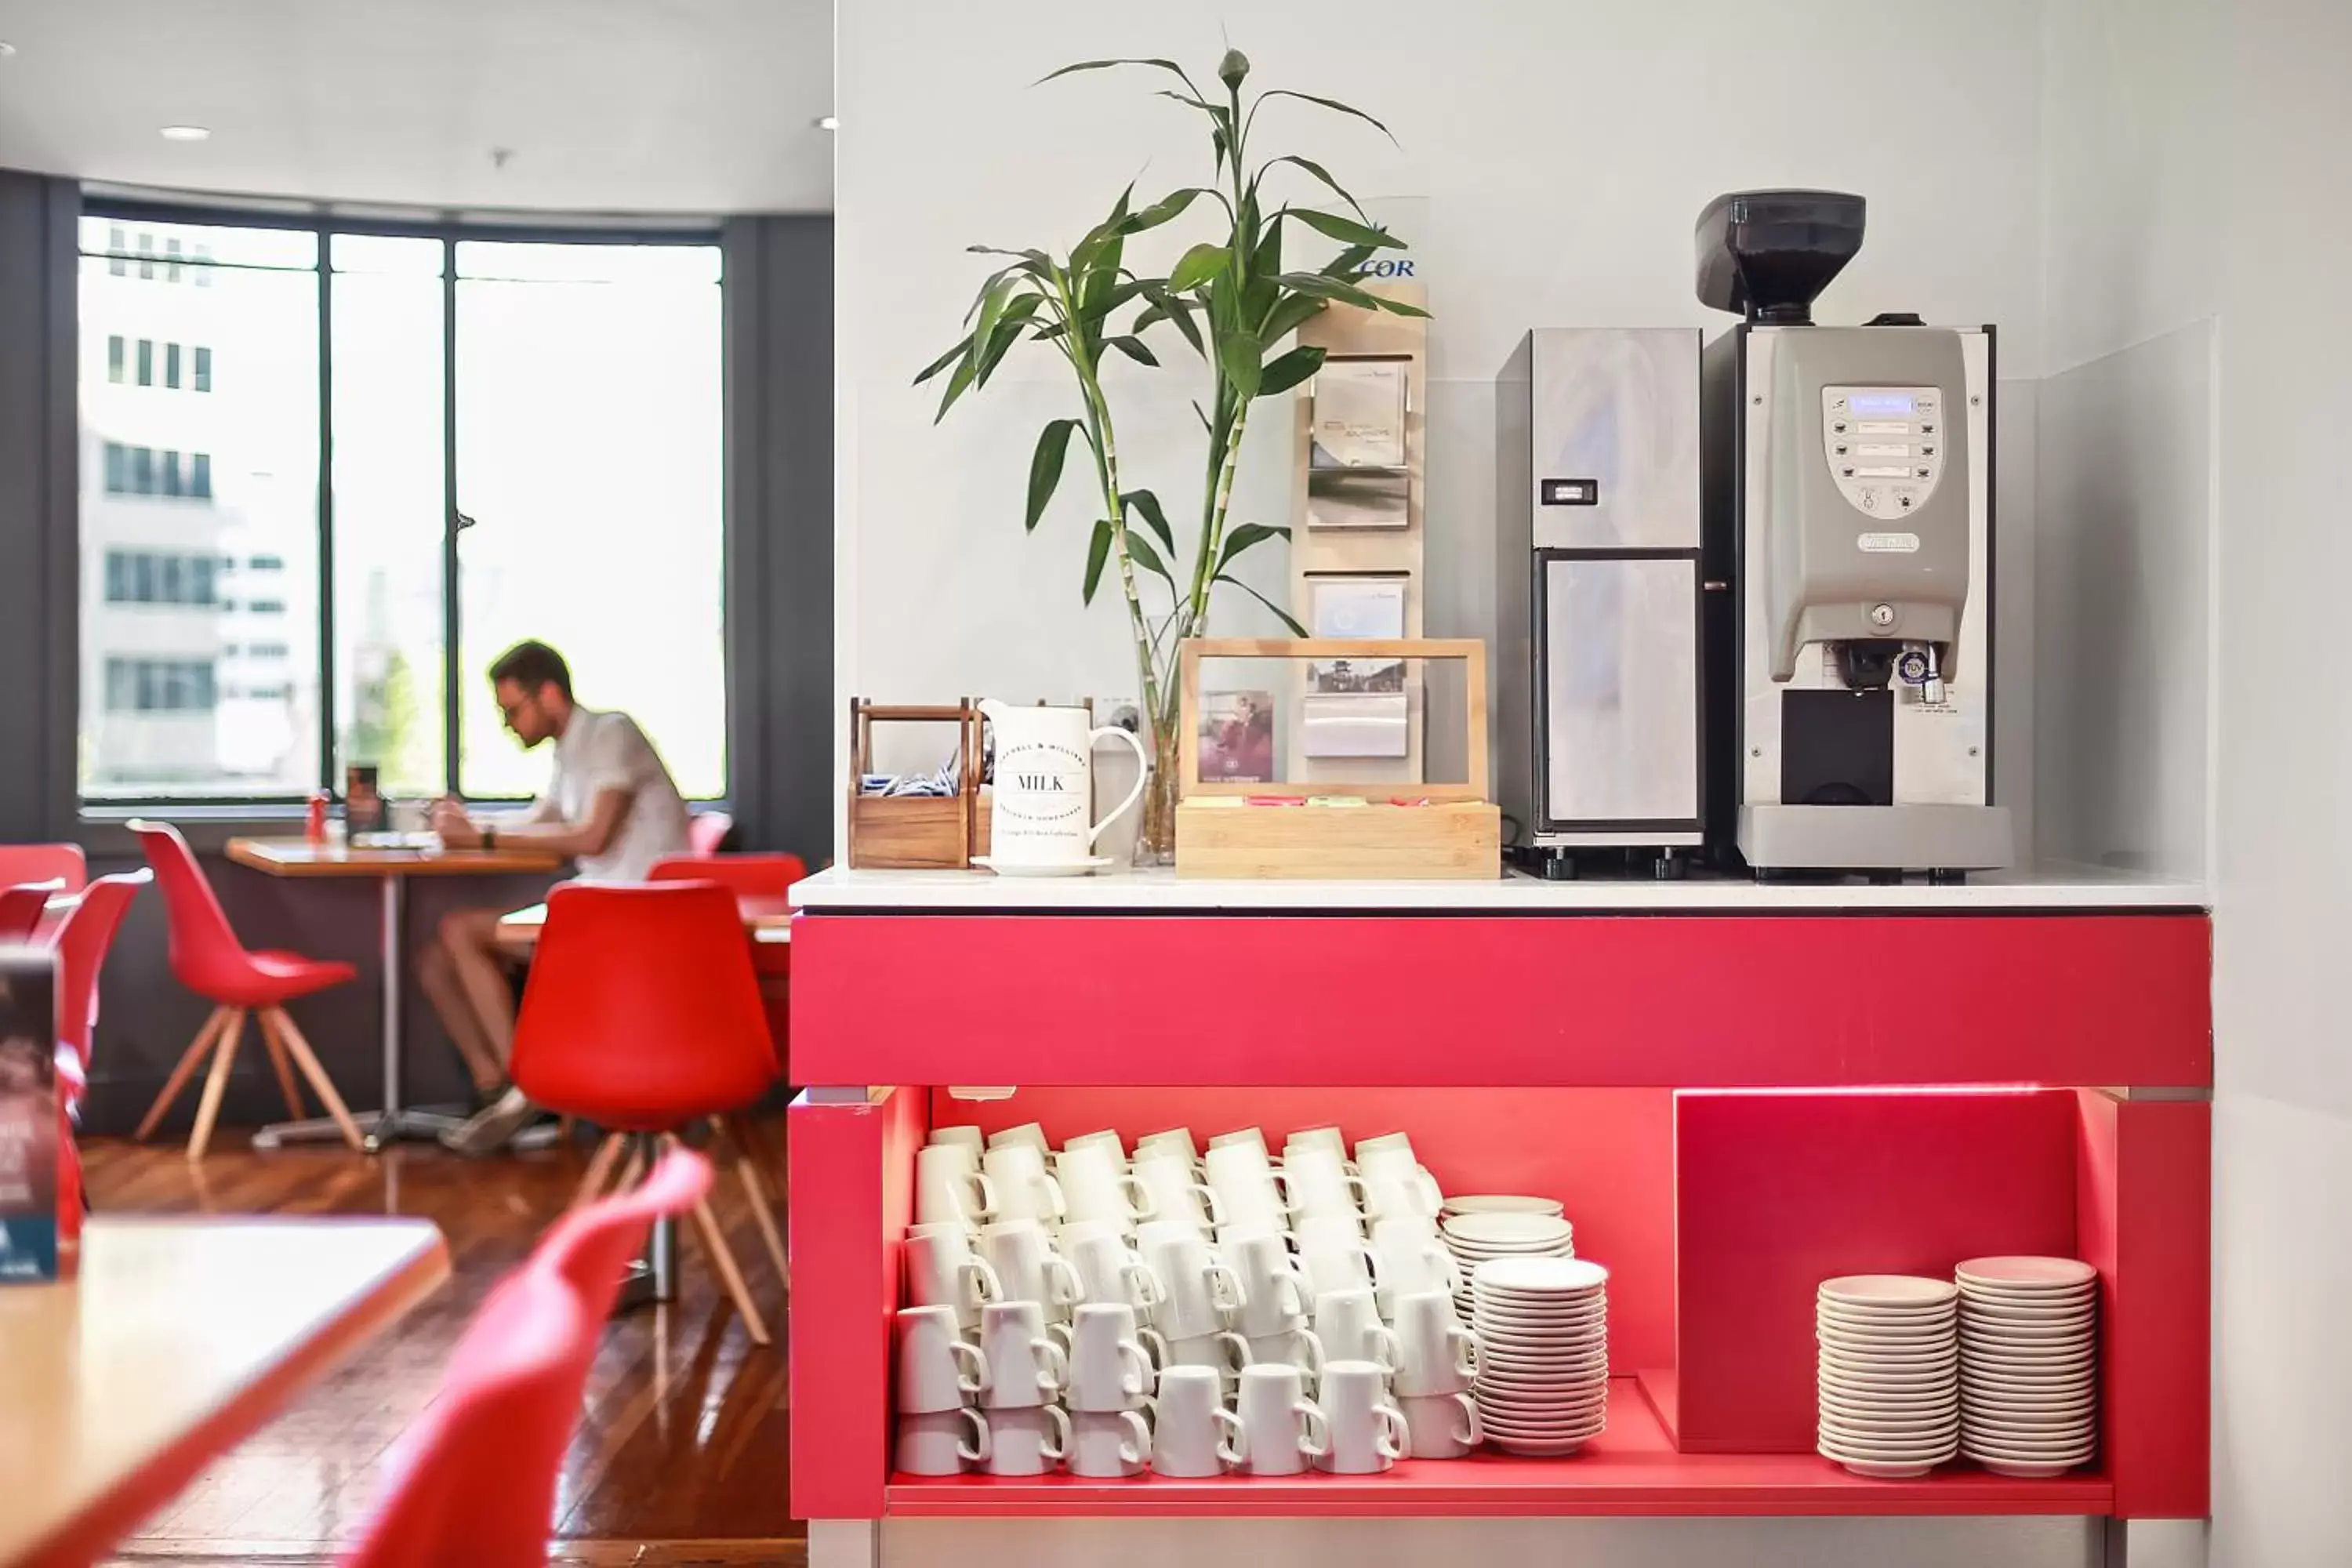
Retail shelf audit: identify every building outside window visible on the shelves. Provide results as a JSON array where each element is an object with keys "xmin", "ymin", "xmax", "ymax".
[{"xmin": 77, "ymin": 212, "xmax": 725, "ymax": 802}]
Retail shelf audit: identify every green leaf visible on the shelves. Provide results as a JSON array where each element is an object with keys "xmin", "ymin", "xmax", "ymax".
[
  {"xmin": 970, "ymin": 277, "xmax": 1014, "ymax": 361},
  {"xmin": 1286, "ymin": 208, "xmax": 1398, "ymax": 249},
  {"xmin": 1121, "ymin": 489, "xmax": 1176, "ymax": 556},
  {"xmin": 934, "ymin": 352, "xmax": 979, "ymax": 423},
  {"xmin": 1025, "ymin": 419, "xmax": 1080, "ymax": 532},
  {"xmin": 1106, "ymin": 335, "xmax": 1159, "ymax": 367},
  {"xmin": 1218, "ymin": 49, "xmax": 1250, "ymax": 90},
  {"xmin": 1218, "ymin": 331, "xmax": 1263, "ymax": 401},
  {"xmin": 913, "ymin": 334, "xmax": 972, "ymax": 386},
  {"xmin": 1276, "ymin": 270, "xmax": 1401, "ymax": 314},
  {"xmin": 972, "ymin": 311, "xmax": 1028, "ymax": 387},
  {"xmin": 1040, "ymin": 57, "xmax": 1201, "ymax": 94},
  {"xmin": 1084, "ymin": 276, "xmax": 1149, "ymax": 326},
  {"xmin": 1372, "ymin": 292, "xmax": 1434, "ymax": 318},
  {"xmin": 1260, "ymin": 292, "xmax": 1325, "ymax": 344},
  {"xmin": 1080, "ymin": 234, "xmax": 1125, "ymax": 315},
  {"xmin": 965, "ymin": 245, "xmax": 1052, "ymax": 273},
  {"xmin": 1256, "ymin": 343, "xmax": 1325, "ymax": 397},
  {"xmin": 1083, "ymin": 519, "xmax": 1114, "ymax": 604},
  {"xmin": 1127, "ymin": 531, "xmax": 1176, "ymax": 586},
  {"xmin": 1169, "ymin": 242, "xmax": 1230, "ymax": 294},
  {"xmin": 1216, "ymin": 572, "xmax": 1309, "ymax": 637},
  {"xmin": 1216, "ymin": 521, "xmax": 1290, "ymax": 575},
  {"xmin": 1256, "ymin": 89, "xmax": 1398, "ymax": 144},
  {"xmin": 1260, "ymin": 154, "xmax": 1367, "ymax": 216},
  {"xmin": 1320, "ymin": 243, "xmax": 1377, "ymax": 281},
  {"xmin": 1126, "ymin": 186, "xmax": 1206, "ymax": 234}
]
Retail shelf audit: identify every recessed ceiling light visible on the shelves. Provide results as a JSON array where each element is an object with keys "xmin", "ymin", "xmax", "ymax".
[
  {"xmin": 815, "ymin": 115, "xmax": 839, "ymax": 132},
  {"xmin": 159, "ymin": 125, "xmax": 212, "ymax": 142}
]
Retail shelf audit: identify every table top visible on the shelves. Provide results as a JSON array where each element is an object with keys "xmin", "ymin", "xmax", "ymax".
[
  {"xmin": 227, "ymin": 836, "xmax": 564, "ymax": 878},
  {"xmin": 0, "ymin": 1216, "xmax": 448, "ymax": 1568},
  {"xmin": 497, "ymin": 892, "xmax": 793, "ymax": 950}
]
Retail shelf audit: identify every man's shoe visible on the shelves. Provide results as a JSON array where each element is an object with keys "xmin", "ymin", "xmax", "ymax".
[{"xmin": 441, "ymin": 1086, "xmax": 539, "ymax": 1156}]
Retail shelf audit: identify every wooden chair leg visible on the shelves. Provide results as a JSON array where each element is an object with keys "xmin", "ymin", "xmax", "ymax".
[
  {"xmin": 187, "ymin": 1010, "xmax": 247, "ymax": 1162},
  {"xmin": 684, "ymin": 1189, "xmax": 771, "ymax": 1347},
  {"xmin": 260, "ymin": 1018, "xmax": 306, "ymax": 1120},
  {"xmin": 136, "ymin": 1007, "xmax": 228, "ymax": 1142},
  {"xmin": 718, "ymin": 1115, "xmax": 790, "ymax": 1290},
  {"xmin": 263, "ymin": 1008, "xmax": 365, "ymax": 1152},
  {"xmin": 571, "ymin": 1133, "xmax": 627, "ymax": 1211}
]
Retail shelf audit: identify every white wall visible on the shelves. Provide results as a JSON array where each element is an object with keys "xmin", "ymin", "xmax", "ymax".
[
  {"xmin": 2042, "ymin": 0, "xmax": 2352, "ymax": 1562},
  {"xmin": 837, "ymin": 0, "xmax": 2047, "ymax": 797}
]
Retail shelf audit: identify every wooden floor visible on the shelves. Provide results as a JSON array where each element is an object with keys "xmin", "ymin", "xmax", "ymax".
[{"xmin": 82, "ymin": 1131, "xmax": 804, "ymax": 1566}]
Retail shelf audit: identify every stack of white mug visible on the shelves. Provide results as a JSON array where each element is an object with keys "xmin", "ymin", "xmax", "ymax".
[{"xmin": 895, "ymin": 1120, "xmax": 1486, "ymax": 1478}]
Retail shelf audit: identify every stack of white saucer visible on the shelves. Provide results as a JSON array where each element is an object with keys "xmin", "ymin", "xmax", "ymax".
[
  {"xmin": 1468, "ymin": 1257, "xmax": 1610, "ymax": 1455},
  {"xmin": 1814, "ymin": 1275, "xmax": 1959, "ymax": 1479},
  {"xmin": 1439, "ymin": 1209, "xmax": 1573, "ymax": 1324},
  {"xmin": 1956, "ymin": 1256, "xmax": 2099, "ymax": 1477}
]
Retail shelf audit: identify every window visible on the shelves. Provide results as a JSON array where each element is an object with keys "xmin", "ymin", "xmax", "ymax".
[
  {"xmin": 78, "ymin": 212, "xmax": 724, "ymax": 802},
  {"xmin": 107, "ymin": 336, "xmax": 124, "ymax": 383},
  {"xmin": 103, "ymin": 658, "xmax": 218, "ymax": 712}
]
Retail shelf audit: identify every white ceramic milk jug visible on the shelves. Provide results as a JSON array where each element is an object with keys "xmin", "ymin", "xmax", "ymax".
[{"xmin": 980, "ymin": 700, "xmax": 1149, "ymax": 868}]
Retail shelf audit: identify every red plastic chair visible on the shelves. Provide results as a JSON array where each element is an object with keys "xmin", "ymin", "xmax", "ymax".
[
  {"xmin": 535, "ymin": 1145, "xmax": 716, "ymax": 1321},
  {"xmin": 0, "ymin": 880, "xmax": 61, "ymax": 944},
  {"xmin": 511, "ymin": 882, "xmax": 785, "ymax": 1342},
  {"xmin": 49, "ymin": 868, "xmax": 151, "ymax": 1091},
  {"xmin": 685, "ymin": 811, "xmax": 734, "ymax": 856},
  {"xmin": 0, "ymin": 843, "xmax": 85, "ymax": 895},
  {"xmin": 129, "ymin": 821, "xmax": 365, "ymax": 1159},
  {"xmin": 647, "ymin": 850, "xmax": 808, "ymax": 894}
]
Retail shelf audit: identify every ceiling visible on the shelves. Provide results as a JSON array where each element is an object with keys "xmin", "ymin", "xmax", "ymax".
[{"xmin": 0, "ymin": 0, "xmax": 833, "ymax": 216}]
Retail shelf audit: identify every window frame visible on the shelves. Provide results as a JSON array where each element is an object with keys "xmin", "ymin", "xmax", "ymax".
[{"xmin": 78, "ymin": 196, "xmax": 728, "ymax": 808}]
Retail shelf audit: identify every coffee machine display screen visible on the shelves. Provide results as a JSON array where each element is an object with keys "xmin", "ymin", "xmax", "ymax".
[{"xmin": 1847, "ymin": 390, "xmax": 1919, "ymax": 417}]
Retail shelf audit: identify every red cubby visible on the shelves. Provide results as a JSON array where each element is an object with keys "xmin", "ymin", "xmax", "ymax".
[{"xmin": 786, "ymin": 907, "xmax": 2210, "ymax": 1524}]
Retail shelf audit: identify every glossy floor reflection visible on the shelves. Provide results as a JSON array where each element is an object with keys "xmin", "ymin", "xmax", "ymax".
[{"xmin": 82, "ymin": 1131, "xmax": 802, "ymax": 1565}]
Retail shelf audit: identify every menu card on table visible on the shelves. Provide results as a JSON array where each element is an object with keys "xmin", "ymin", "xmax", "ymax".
[{"xmin": 0, "ymin": 947, "xmax": 60, "ymax": 1283}]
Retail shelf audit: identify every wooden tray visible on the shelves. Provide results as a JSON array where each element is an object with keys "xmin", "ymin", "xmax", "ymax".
[{"xmin": 846, "ymin": 700, "xmax": 991, "ymax": 869}]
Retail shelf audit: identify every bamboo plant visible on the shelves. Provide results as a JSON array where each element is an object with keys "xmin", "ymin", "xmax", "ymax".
[{"xmin": 918, "ymin": 47, "xmax": 1428, "ymax": 860}]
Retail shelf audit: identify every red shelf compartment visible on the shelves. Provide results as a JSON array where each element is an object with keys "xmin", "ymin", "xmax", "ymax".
[{"xmin": 884, "ymin": 1378, "xmax": 2113, "ymax": 1518}]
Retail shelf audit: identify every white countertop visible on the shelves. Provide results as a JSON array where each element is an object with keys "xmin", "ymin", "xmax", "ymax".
[{"xmin": 791, "ymin": 862, "xmax": 2208, "ymax": 913}]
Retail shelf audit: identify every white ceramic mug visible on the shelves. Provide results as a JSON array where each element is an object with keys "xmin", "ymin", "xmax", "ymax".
[
  {"xmin": 983, "ymin": 1403, "xmax": 1072, "ymax": 1475},
  {"xmin": 1247, "ymin": 1327, "xmax": 1326, "ymax": 1392},
  {"xmin": 1054, "ymin": 1142, "xmax": 1156, "ymax": 1229},
  {"xmin": 980, "ymin": 699, "xmax": 1149, "ymax": 866},
  {"xmin": 1064, "ymin": 1128, "xmax": 1129, "ymax": 1163},
  {"xmin": 1060, "ymin": 1224, "xmax": 1167, "ymax": 1318},
  {"xmin": 1297, "ymin": 1215, "xmax": 1381, "ymax": 1300},
  {"xmin": 895, "ymin": 1406, "xmax": 989, "ymax": 1475},
  {"xmin": 1284, "ymin": 1126, "xmax": 1348, "ymax": 1159},
  {"xmin": 978, "ymin": 1219, "xmax": 1083, "ymax": 1320},
  {"xmin": 1051, "ymin": 1301, "xmax": 1164, "ymax": 1412},
  {"xmin": 1164, "ymin": 1330, "xmax": 1252, "ymax": 1386},
  {"xmin": 977, "ymin": 1298, "xmax": 1069, "ymax": 1409},
  {"xmin": 986, "ymin": 1121, "xmax": 1050, "ymax": 1152},
  {"xmin": 1131, "ymin": 1154, "xmax": 1221, "ymax": 1232},
  {"xmin": 1359, "ymin": 1147, "xmax": 1443, "ymax": 1219},
  {"xmin": 928, "ymin": 1124, "xmax": 985, "ymax": 1152},
  {"xmin": 1315, "ymin": 1359, "xmax": 1409, "ymax": 1474},
  {"xmin": 1370, "ymin": 1217, "xmax": 1459, "ymax": 1314},
  {"xmin": 904, "ymin": 1228, "xmax": 1004, "ymax": 1328},
  {"xmin": 1313, "ymin": 1287, "xmax": 1403, "ymax": 1373},
  {"xmin": 1233, "ymin": 1362, "xmax": 1329, "ymax": 1476},
  {"xmin": 1391, "ymin": 1290, "xmax": 1479, "ymax": 1397},
  {"xmin": 1399, "ymin": 1391, "xmax": 1483, "ymax": 1459},
  {"xmin": 1151, "ymin": 1366, "xmax": 1247, "ymax": 1477},
  {"xmin": 1283, "ymin": 1144, "xmax": 1370, "ymax": 1220},
  {"xmin": 1354, "ymin": 1131, "xmax": 1418, "ymax": 1163},
  {"xmin": 1134, "ymin": 1127, "xmax": 1201, "ymax": 1170},
  {"xmin": 914, "ymin": 1143, "xmax": 996, "ymax": 1230},
  {"xmin": 896, "ymin": 1304, "xmax": 991, "ymax": 1413},
  {"xmin": 982, "ymin": 1142, "xmax": 1067, "ymax": 1228},
  {"xmin": 1137, "ymin": 1225, "xmax": 1244, "ymax": 1338},
  {"xmin": 1207, "ymin": 1127, "xmax": 1270, "ymax": 1155},
  {"xmin": 1229, "ymin": 1231, "xmax": 1314, "ymax": 1338},
  {"xmin": 1066, "ymin": 1408, "xmax": 1153, "ymax": 1479},
  {"xmin": 1203, "ymin": 1141, "xmax": 1295, "ymax": 1234}
]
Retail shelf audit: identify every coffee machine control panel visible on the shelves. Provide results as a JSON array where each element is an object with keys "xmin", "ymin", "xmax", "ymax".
[{"xmin": 1820, "ymin": 385, "xmax": 1945, "ymax": 521}]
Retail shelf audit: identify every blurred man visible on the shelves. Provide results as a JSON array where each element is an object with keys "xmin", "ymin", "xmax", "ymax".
[{"xmin": 419, "ymin": 640, "xmax": 691, "ymax": 1154}]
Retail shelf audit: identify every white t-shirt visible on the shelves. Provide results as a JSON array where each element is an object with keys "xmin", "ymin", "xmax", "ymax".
[{"xmin": 528, "ymin": 706, "xmax": 691, "ymax": 882}]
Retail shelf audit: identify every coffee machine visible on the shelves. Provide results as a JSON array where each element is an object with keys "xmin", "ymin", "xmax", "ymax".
[
  {"xmin": 1494, "ymin": 328, "xmax": 1705, "ymax": 877},
  {"xmin": 1697, "ymin": 190, "xmax": 2012, "ymax": 877}
]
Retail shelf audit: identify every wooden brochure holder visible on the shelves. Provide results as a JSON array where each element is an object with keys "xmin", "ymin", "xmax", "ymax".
[
  {"xmin": 1174, "ymin": 637, "xmax": 1501, "ymax": 880},
  {"xmin": 845, "ymin": 699, "xmax": 991, "ymax": 869}
]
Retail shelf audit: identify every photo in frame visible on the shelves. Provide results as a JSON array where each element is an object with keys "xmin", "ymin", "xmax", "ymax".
[
  {"xmin": 1304, "ymin": 576, "xmax": 1410, "ymax": 759},
  {"xmin": 1197, "ymin": 690, "xmax": 1277, "ymax": 782}
]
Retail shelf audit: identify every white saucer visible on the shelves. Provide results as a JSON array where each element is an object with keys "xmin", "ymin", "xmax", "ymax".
[
  {"xmin": 1442, "ymin": 1196, "xmax": 1566, "ymax": 1218},
  {"xmin": 972, "ymin": 855, "xmax": 1116, "ymax": 877}
]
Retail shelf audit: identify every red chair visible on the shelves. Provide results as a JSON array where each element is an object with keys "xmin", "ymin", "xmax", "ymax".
[
  {"xmin": 647, "ymin": 850, "xmax": 808, "ymax": 893},
  {"xmin": 340, "ymin": 1150, "xmax": 711, "ymax": 1568},
  {"xmin": 510, "ymin": 882, "xmax": 784, "ymax": 1343},
  {"xmin": 0, "ymin": 880, "xmax": 61, "ymax": 944},
  {"xmin": 129, "ymin": 821, "xmax": 365, "ymax": 1160},
  {"xmin": 0, "ymin": 843, "xmax": 85, "ymax": 894},
  {"xmin": 685, "ymin": 811, "xmax": 734, "ymax": 856},
  {"xmin": 49, "ymin": 868, "xmax": 151, "ymax": 1100}
]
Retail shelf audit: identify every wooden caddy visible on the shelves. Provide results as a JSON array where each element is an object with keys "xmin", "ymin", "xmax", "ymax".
[
  {"xmin": 1174, "ymin": 637, "xmax": 1501, "ymax": 880},
  {"xmin": 845, "ymin": 699, "xmax": 992, "ymax": 869}
]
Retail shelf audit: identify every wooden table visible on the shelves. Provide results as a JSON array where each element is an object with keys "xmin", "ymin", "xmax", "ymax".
[
  {"xmin": 495, "ymin": 891, "xmax": 793, "ymax": 953},
  {"xmin": 0, "ymin": 1215, "xmax": 448, "ymax": 1568},
  {"xmin": 226, "ymin": 838, "xmax": 564, "ymax": 1151}
]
